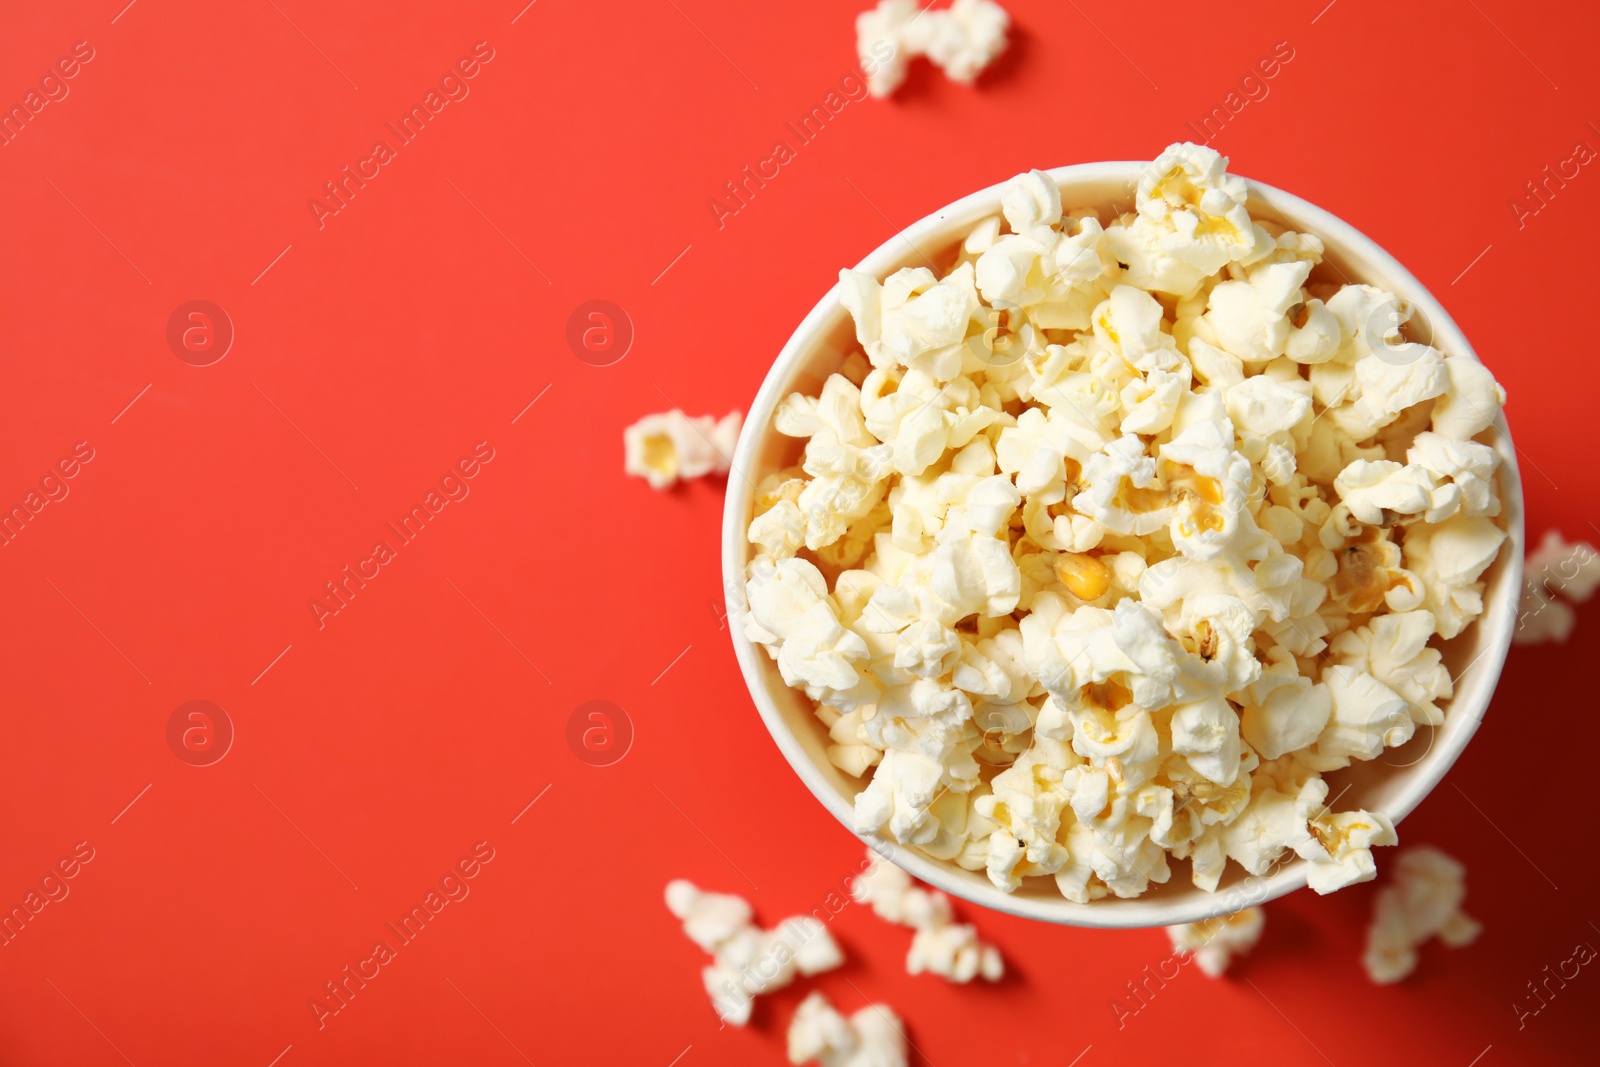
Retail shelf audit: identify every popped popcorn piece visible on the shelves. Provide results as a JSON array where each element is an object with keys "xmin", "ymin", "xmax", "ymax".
[
  {"xmin": 745, "ymin": 145, "xmax": 1510, "ymax": 909},
  {"xmin": 788, "ymin": 991, "xmax": 909, "ymax": 1067},
  {"xmin": 855, "ymin": 0, "xmax": 920, "ymax": 98},
  {"xmin": 624, "ymin": 410, "xmax": 740, "ymax": 488},
  {"xmin": 1295, "ymin": 778, "xmax": 1398, "ymax": 893},
  {"xmin": 925, "ymin": 0, "xmax": 1010, "ymax": 84},
  {"xmin": 1167, "ymin": 906, "xmax": 1264, "ymax": 977},
  {"xmin": 1403, "ymin": 514, "xmax": 1507, "ymax": 640},
  {"xmin": 1515, "ymin": 529, "xmax": 1600, "ymax": 645},
  {"xmin": 849, "ymin": 849, "xmax": 1004, "ymax": 983},
  {"xmin": 855, "ymin": 0, "xmax": 1011, "ymax": 99},
  {"xmin": 907, "ymin": 921, "xmax": 1005, "ymax": 982},
  {"xmin": 666, "ymin": 880, "xmax": 844, "ymax": 1026},
  {"xmin": 1362, "ymin": 846, "xmax": 1480, "ymax": 983}
]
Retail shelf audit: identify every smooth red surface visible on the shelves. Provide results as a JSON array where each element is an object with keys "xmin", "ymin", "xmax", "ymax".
[{"xmin": 0, "ymin": 1, "xmax": 1596, "ymax": 1064}]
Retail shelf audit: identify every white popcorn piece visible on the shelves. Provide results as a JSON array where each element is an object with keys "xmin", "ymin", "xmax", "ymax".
[
  {"xmin": 788, "ymin": 991, "xmax": 909, "ymax": 1067},
  {"xmin": 1403, "ymin": 514, "xmax": 1507, "ymax": 640},
  {"xmin": 1293, "ymin": 778, "xmax": 1398, "ymax": 893},
  {"xmin": 666, "ymin": 880, "xmax": 843, "ymax": 1026},
  {"xmin": 1330, "ymin": 610, "xmax": 1452, "ymax": 726},
  {"xmin": 1363, "ymin": 846, "xmax": 1480, "ymax": 984},
  {"xmin": 624, "ymin": 410, "xmax": 740, "ymax": 489},
  {"xmin": 923, "ymin": 0, "xmax": 1010, "ymax": 84},
  {"xmin": 1205, "ymin": 261, "xmax": 1312, "ymax": 364},
  {"xmin": 745, "ymin": 145, "xmax": 1507, "ymax": 909},
  {"xmin": 907, "ymin": 921, "xmax": 1005, "ymax": 982},
  {"xmin": 1406, "ymin": 432, "xmax": 1500, "ymax": 518},
  {"xmin": 666, "ymin": 879, "xmax": 752, "ymax": 953},
  {"xmin": 1314, "ymin": 666, "xmax": 1415, "ymax": 767},
  {"xmin": 1431, "ymin": 354, "xmax": 1507, "ymax": 440},
  {"xmin": 849, "ymin": 849, "xmax": 1004, "ymax": 983},
  {"xmin": 856, "ymin": 0, "xmax": 920, "ymax": 98},
  {"xmin": 855, "ymin": 0, "xmax": 1010, "ymax": 99},
  {"xmin": 1167, "ymin": 906, "xmax": 1264, "ymax": 977},
  {"xmin": 746, "ymin": 557, "xmax": 871, "ymax": 693},
  {"xmin": 1515, "ymin": 529, "xmax": 1600, "ymax": 645},
  {"xmin": 850, "ymin": 851, "xmax": 952, "ymax": 928}
]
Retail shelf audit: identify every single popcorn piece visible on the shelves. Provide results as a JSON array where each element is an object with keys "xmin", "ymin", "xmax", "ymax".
[
  {"xmin": 788, "ymin": 991, "xmax": 909, "ymax": 1067},
  {"xmin": 849, "ymin": 849, "xmax": 1004, "ymax": 983},
  {"xmin": 922, "ymin": 0, "xmax": 1011, "ymax": 84},
  {"xmin": 1167, "ymin": 906, "xmax": 1265, "ymax": 977},
  {"xmin": 855, "ymin": 0, "xmax": 1010, "ymax": 98},
  {"xmin": 624, "ymin": 410, "xmax": 740, "ymax": 489},
  {"xmin": 907, "ymin": 920, "xmax": 1004, "ymax": 982},
  {"xmin": 1515, "ymin": 529, "xmax": 1600, "ymax": 645},
  {"xmin": 1362, "ymin": 846, "xmax": 1481, "ymax": 984},
  {"xmin": 744, "ymin": 143, "xmax": 1512, "ymax": 907},
  {"xmin": 666, "ymin": 880, "xmax": 843, "ymax": 1025},
  {"xmin": 855, "ymin": 0, "xmax": 920, "ymax": 98}
]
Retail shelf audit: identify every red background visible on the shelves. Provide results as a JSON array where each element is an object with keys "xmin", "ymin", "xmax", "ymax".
[{"xmin": 0, "ymin": 0, "xmax": 1595, "ymax": 1063}]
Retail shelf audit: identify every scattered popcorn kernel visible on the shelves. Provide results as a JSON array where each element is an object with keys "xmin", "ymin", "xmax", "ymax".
[
  {"xmin": 625, "ymin": 410, "xmax": 741, "ymax": 489},
  {"xmin": 850, "ymin": 849, "xmax": 1004, "ymax": 982},
  {"xmin": 788, "ymin": 991, "xmax": 909, "ymax": 1067},
  {"xmin": 1362, "ymin": 846, "xmax": 1480, "ymax": 983},
  {"xmin": 1514, "ymin": 529, "xmax": 1599, "ymax": 645},
  {"xmin": 743, "ymin": 144, "xmax": 1511, "ymax": 906},
  {"xmin": 665, "ymin": 880, "xmax": 843, "ymax": 1025},
  {"xmin": 1167, "ymin": 906, "xmax": 1264, "ymax": 977},
  {"xmin": 907, "ymin": 921, "xmax": 1004, "ymax": 982},
  {"xmin": 855, "ymin": 0, "xmax": 1010, "ymax": 98}
]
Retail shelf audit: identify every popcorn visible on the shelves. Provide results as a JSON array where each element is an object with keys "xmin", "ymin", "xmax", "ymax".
[
  {"xmin": 1431, "ymin": 353, "xmax": 1507, "ymax": 440},
  {"xmin": 1363, "ymin": 846, "xmax": 1480, "ymax": 983},
  {"xmin": 1402, "ymin": 514, "xmax": 1507, "ymax": 640},
  {"xmin": 1205, "ymin": 261, "xmax": 1313, "ymax": 363},
  {"xmin": 1313, "ymin": 666, "xmax": 1415, "ymax": 767},
  {"xmin": 624, "ymin": 410, "xmax": 740, "ymax": 488},
  {"xmin": 1296, "ymin": 777, "xmax": 1397, "ymax": 893},
  {"xmin": 1167, "ymin": 906, "xmax": 1264, "ymax": 977},
  {"xmin": 666, "ymin": 880, "xmax": 843, "ymax": 1025},
  {"xmin": 849, "ymin": 849, "xmax": 1004, "ymax": 983},
  {"xmin": 745, "ymin": 145, "xmax": 1511, "ymax": 907},
  {"xmin": 788, "ymin": 992, "xmax": 909, "ymax": 1067},
  {"xmin": 855, "ymin": 0, "xmax": 1011, "ymax": 99},
  {"xmin": 1515, "ymin": 529, "xmax": 1600, "ymax": 645},
  {"xmin": 1330, "ymin": 611, "xmax": 1452, "ymax": 726},
  {"xmin": 924, "ymin": 0, "xmax": 1011, "ymax": 84},
  {"xmin": 907, "ymin": 921, "xmax": 1005, "ymax": 982},
  {"xmin": 855, "ymin": 0, "xmax": 920, "ymax": 98},
  {"xmin": 746, "ymin": 557, "xmax": 871, "ymax": 693}
]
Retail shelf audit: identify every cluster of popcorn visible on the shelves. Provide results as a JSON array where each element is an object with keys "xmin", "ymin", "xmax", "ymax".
[
  {"xmin": 665, "ymin": 879, "xmax": 843, "ymax": 1025},
  {"xmin": 788, "ymin": 992, "xmax": 908, "ymax": 1067},
  {"xmin": 624, "ymin": 410, "xmax": 741, "ymax": 489},
  {"xmin": 1514, "ymin": 529, "xmax": 1599, "ymax": 644},
  {"xmin": 856, "ymin": 0, "xmax": 1010, "ymax": 98},
  {"xmin": 850, "ymin": 849, "xmax": 1004, "ymax": 982},
  {"xmin": 1362, "ymin": 846, "xmax": 1480, "ymax": 983},
  {"xmin": 742, "ymin": 143, "xmax": 1511, "ymax": 905},
  {"xmin": 1166, "ymin": 906, "xmax": 1264, "ymax": 977}
]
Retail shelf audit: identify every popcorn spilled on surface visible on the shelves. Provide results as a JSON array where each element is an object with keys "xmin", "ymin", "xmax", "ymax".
[
  {"xmin": 624, "ymin": 410, "xmax": 741, "ymax": 489},
  {"xmin": 742, "ymin": 143, "xmax": 1512, "ymax": 906},
  {"xmin": 1514, "ymin": 529, "xmax": 1599, "ymax": 644},
  {"xmin": 856, "ymin": 0, "xmax": 1010, "ymax": 98},
  {"xmin": 665, "ymin": 879, "xmax": 843, "ymax": 1025},
  {"xmin": 788, "ymin": 991, "xmax": 909, "ymax": 1067},
  {"xmin": 1166, "ymin": 906, "xmax": 1264, "ymax": 977},
  {"xmin": 850, "ymin": 848, "xmax": 1004, "ymax": 982},
  {"xmin": 1362, "ymin": 846, "xmax": 1480, "ymax": 984}
]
